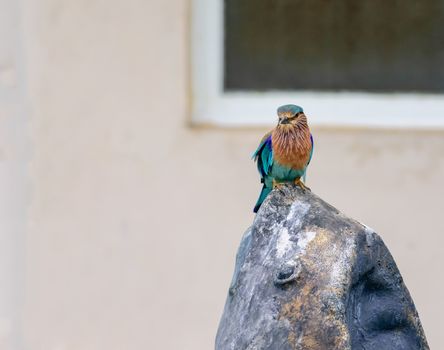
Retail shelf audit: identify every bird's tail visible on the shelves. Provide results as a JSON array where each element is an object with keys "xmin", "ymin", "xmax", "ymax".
[{"xmin": 253, "ymin": 185, "xmax": 272, "ymax": 213}]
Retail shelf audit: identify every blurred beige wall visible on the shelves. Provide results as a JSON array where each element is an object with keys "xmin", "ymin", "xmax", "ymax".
[
  {"xmin": 0, "ymin": 0, "xmax": 28, "ymax": 348},
  {"xmin": 0, "ymin": 0, "xmax": 441, "ymax": 349}
]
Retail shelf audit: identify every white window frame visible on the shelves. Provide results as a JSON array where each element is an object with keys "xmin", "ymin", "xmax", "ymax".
[{"xmin": 191, "ymin": 0, "xmax": 444, "ymax": 128}]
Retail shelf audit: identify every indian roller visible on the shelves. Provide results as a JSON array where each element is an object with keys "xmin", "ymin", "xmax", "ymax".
[{"xmin": 253, "ymin": 104, "xmax": 313, "ymax": 213}]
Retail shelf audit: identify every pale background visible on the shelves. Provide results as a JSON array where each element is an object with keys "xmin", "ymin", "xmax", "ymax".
[{"xmin": 0, "ymin": 0, "xmax": 442, "ymax": 349}]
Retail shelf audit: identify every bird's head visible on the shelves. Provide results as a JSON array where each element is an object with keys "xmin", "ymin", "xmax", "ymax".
[{"xmin": 277, "ymin": 104, "xmax": 305, "ymax": 128}]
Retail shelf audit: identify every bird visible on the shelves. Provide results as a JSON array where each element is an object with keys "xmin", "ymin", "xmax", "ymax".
[{"xmin": 252, "ymin": 104, "xmax": 313, "ymax": 213}]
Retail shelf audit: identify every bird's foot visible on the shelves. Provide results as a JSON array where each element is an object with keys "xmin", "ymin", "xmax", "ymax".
[
  {"xmin": 272, "ymin": 180, "xmax": 285, "ymax": 189},
  {"xmin": 294, "ymin": 178, "xmax": 311, "ymax": 191}
]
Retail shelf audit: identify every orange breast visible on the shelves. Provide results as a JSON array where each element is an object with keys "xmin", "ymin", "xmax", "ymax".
[{"xmin": 272, "ymin": 127, "xmax": 312, "ymax": 170}]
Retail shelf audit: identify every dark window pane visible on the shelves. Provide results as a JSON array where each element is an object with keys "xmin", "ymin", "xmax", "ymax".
[{"xmin": 224, "ymin": 0, "xmax": 444, "ymax": 92}]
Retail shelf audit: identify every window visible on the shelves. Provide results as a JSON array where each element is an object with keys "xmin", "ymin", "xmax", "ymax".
[{"xmin": 192, "ymin": 0, "xmax": 444, "ymax": 127}]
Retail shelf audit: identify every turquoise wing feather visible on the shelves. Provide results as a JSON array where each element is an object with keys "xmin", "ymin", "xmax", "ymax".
[
  {"xmin": 252, "ymin": 132, "xmax": 273, "ymax": 177},
  {"xmin": 253, "ymin": 132, "xmax": 273, "ymax": 213}
]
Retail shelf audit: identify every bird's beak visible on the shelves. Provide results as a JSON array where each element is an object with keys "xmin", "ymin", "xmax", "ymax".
[{"xmin": 279, "ymin": 118, "xmax": 290, "ymax": 125}]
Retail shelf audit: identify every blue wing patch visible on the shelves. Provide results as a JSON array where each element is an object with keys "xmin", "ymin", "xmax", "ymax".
[
  {"xmin": 252, "ymin": 133, "xmax": 273, "ymax": 178},
  {"xmin": 302, "ymin": 134, "xmax": 314, "ymax": 182},
  {"xmin": 307, "ymin": 134, "xmax": 314, "ymax": 166}
]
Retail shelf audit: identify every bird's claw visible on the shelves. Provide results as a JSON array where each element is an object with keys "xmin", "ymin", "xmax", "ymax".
[{"xmin": 294, "ymin": 178, "xmax": 311, "ymax": 191}]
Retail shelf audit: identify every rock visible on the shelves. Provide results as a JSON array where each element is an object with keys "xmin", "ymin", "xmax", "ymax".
[{"xmin": 216, "ymin": 184, "xmax": 429, "ymax": 350}]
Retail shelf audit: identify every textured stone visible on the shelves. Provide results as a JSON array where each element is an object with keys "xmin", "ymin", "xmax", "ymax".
[{"xmin": 216, "ymin": 184, "xmax": 429, "ymax": 350}]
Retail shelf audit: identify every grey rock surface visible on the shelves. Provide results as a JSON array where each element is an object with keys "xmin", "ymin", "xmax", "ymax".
[{"xmin": 216, "ymin": 184, "xmax": 429, "ymax": 350}]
